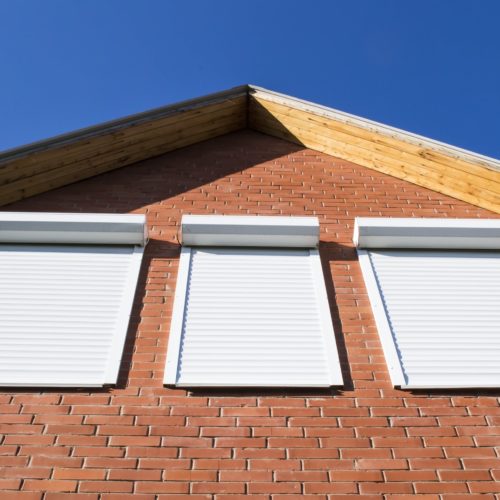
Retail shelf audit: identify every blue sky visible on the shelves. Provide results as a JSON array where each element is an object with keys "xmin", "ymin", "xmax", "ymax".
[{"xmin": 1, "ymin": 1, "xmax": 499, "ymax": 158}]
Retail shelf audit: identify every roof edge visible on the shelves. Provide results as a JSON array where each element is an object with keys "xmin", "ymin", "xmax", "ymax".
[
  {"xmin": 0, "ymin": 85, "xmax": 249, "ymax": 163},
  {"xmin": 248, "ymin": 85, "xmax": 500, "ymax": 172}
]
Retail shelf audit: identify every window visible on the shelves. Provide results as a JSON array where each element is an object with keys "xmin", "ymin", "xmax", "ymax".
[
  {"xmin": 165, "ymin": 215, "xmax": 343, "ymax": 387},
  {"xmin": 355, "ymin": 217, "xmax": 500, "ymax": 389},
  {"xmin": 0, "ymin": 212, "xmax": 147, "ymax": 387}
]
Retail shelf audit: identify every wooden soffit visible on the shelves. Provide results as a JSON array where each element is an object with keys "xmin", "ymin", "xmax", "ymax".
[
  {"xmin": 0, "ymin": 84, "xmax": 499, "ymax": 213},
  {"xmin": 0, "ymin": 87, "xmax": 247, "ymax": 206},
  {"xmin": 248, "ymin": 87, "xmax": 500, "ymax": 214}
]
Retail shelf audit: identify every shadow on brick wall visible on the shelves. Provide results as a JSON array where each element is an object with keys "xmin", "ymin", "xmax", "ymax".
[{"xmin": 2, "ymin": 131, "xmax": 306, "ymax": 214}]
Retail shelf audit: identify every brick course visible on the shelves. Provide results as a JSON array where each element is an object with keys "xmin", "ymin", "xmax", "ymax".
[{"xmin": 1, "ymin": 130, "xmax": 499, "ymax": 497}]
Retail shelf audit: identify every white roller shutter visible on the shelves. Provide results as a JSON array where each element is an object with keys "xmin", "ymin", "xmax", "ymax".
[
  {"xmin": 165, "ymin": 216, "xmax": 343, "ymax": 387},
  {"xmin": 0, "ymin": 212, "xmax": 146, "ymax": 387},
  {"xmin": 181, "ymin": 215, "xmax": 319, "ymax": 248},
  {"xmin": 358, "ymin": 248, "xmax": 500, "ymax": 389},
  {"xmin": 354, "ymin": 217, "xmax": 500, "ymax": 250}
]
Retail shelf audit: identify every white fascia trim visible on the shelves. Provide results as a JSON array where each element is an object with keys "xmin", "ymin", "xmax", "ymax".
[
  {"xmin": 0, "ymin": 212, "xmax": 148, "ymax": 246},
  {"xmin": 104, "ymin": 245, "xmax": 145, "ymax": 384},
  {"xmin": 181, "ymin": 214, "xmax": 320, "ymax": 248},
  {"xmin": 164, "ymin": 246, "xmax": 192, "ymax": 385},
  {"xmin": 249, "ymin": 85, "xmax": 500, "ymax": 171},
  {"xmin": 354, "ymin": 217, "xmax": 500, "ymax": 250},
  {"xmin": 356, "ymin": 249, "xmax": 406, "ymax": 387}
]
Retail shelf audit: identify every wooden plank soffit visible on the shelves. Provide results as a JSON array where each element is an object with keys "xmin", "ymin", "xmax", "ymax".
[
  {"xmin": 248, "ymin": 86, "xmax": 500, "ymax": 215},
  {"xmin": 0, "ymin": 87, "xmax": 248, "ymax": 206}
]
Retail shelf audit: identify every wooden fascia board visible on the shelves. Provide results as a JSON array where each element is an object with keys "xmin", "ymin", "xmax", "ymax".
[
  {"xmin": 0, "ymin": 86, "xmax": 249, "ymax": 162},
  {"xmin": 248, "ymin": 85, "xmax": 500, "ymax": 214}
]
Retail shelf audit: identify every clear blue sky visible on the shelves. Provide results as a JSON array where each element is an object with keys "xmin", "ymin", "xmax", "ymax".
[{"xmin": 1, "ymin": 0, "xmax": 499, "ymax": 158}]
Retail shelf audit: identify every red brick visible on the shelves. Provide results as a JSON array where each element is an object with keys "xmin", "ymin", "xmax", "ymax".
[
  {"xmin": 249, "ymin": 459, "xmax": 300, "ymax": 470},
  {"xmin": 79, "ymin": 481, "xmax": 133, "ymax": 493},
  {"xmin": 23, "ymin": 480, "xmax": 77, "ymax": 492},
  {"xmin": 100, "ymin": 496, "xmax": 154, "ymax": 500},
  {"xmin": 0, "ymin": 445, "xmax": 18, "ymax": 455},
  {"xmin": 31, "ymin": 457, "xmax": 83, "ymax": 468},
  {"xmin": 409, "ymin": 458, "xmax": 461, "ymax": 469},
  {"xmin": 248, "ymin": 482, "xmax": 301, "ymax": 494},
  {"xmin": 462, "ymin": 458, "xmax": 500, "ymax": 469},
  {"xmin": 445, "ymin": 446, "xmax": 496, "ymax": 457},
  {"xmin": 0, "ymin": 467, "xmax": 51, "ymax": 479},
  {"xmin": 164, "ymin": 470, "xmax": 218, "ymax": 481},
  {"xmin": 85, "ymin": 458, "xmax": 137, "ymax": 468},
  {"xmin": 157, "ymin": 496, "xmax": 209, "ymax": 500},
  {"xmin": 468, "ymin": 482, "xmax": 500, "ymax": 493},
  {"xmin": 214, "ymin": 496, "xmax": 267, "ymax": 500},
  {"xmin": 108, "ymin": 469, "xmax": 162, "ymax": 481},
  {"xmin": 192, "ymin": 482, "xmax": 245, "ymax": 494},
  {"xmin": 210, "ymin": 397, "xmax": 257, "ymax": 407},
  {"xmin": 221, "ymin": 407, "xmax": 269, "ymax": 417},
  {"xmin": 171, "ymin": 407, "xmax": 219, "ymax": 416},
  {"xmin": 439, "ymin": 470, "xmax": 491, "ymax": 481},
  {"xmin": 108, "ymin": 436, "xmax": 161, "ymax": 446},
  {"xmin": 0, "ymin": 494, "xmax": 43, "ymax": 500},
  {"xmin": 215, "ymin": 437, "xmax": 266, "ymax": 447},
  {"xmin": 268, "ymin": 437, "xmax": 317, "ymax": 448},
  {"xmin": 359, "ymin": 482, "xmax": 413, "ymax": 494},
  {"xmin": 53, "ymin": 469, "xmax": 106, "ymax": 480},
  {"xmin": 415, "ymin": 483, "xmax": 468, "ymax": 494},
  {"xmin": 393, "ymin": 447, "xmax": 444, "ymax": 458},
  {"xmin": 288, "ymin": 448, "xmax": 339, "ymax": 458},
  {"xmin": 180, "ymin": 448, "xmax": 231, "ymax": 459},
  {"xmin": 73, "ymin": 446, "xmax": 125, "ymax": 457},
  {"xmin": 193, "ymin": 459, "xmax": 245, "ymax": 470},
  {"xmin": 126, "ymin": 447, "xmax": 177, "ymax": 458},
  {"xmin": 200, "ymin": 426, "xmax": 250, "ymax": 437},
  {"xmin": 139, "ymin": 458, "xmax": 191, "ymax": 469},
  {"xmin": 0, "ymin": 456, "xmax": 28, "ymax": 467},
  {"xmin": 355, "ymin": 458, "xmax": 408, "ymax": 469},
  {"xmin": 385, "ymin": 470, "xmax": 438, "ymax": 481},
  {"xmin": 372, "ymin": 436, "xmax": 422, "ymax": 447},
  {"xmin": 303, "ymin": 459, "xmax": 354, "ymax": 470},
  {"xmin": 441, "ymin": 496, "xmax": 495, "ymax": 500},
  {"xmin": 0, "ymin": 424, "xmax": 43, "ymax": 434},
  {"xmin": 304, "ymin": 482, "xmax": 358, "ymax": 494},
  {"xmin": 0, "ymin": 478, "xmax": 22, "ymax": 489},
  {"xmin": 288, "ymin": 417, "xmax": 338, "ymax": 427}
]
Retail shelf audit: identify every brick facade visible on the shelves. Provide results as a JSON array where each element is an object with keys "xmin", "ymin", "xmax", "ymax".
[{"xmin": 1, "ymin": 130, "xmax": 499, "ymax": 499}]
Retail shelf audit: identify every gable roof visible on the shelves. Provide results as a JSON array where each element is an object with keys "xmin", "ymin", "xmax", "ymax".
[{"xmin": 1, "ymin": 84, "xmax": 499, "ymax": 213}]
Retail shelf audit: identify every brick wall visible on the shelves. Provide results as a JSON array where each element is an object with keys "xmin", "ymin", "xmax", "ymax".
[{"xmin": 1, "ymin": 130, "xmax": 499, "ymax": 499}]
